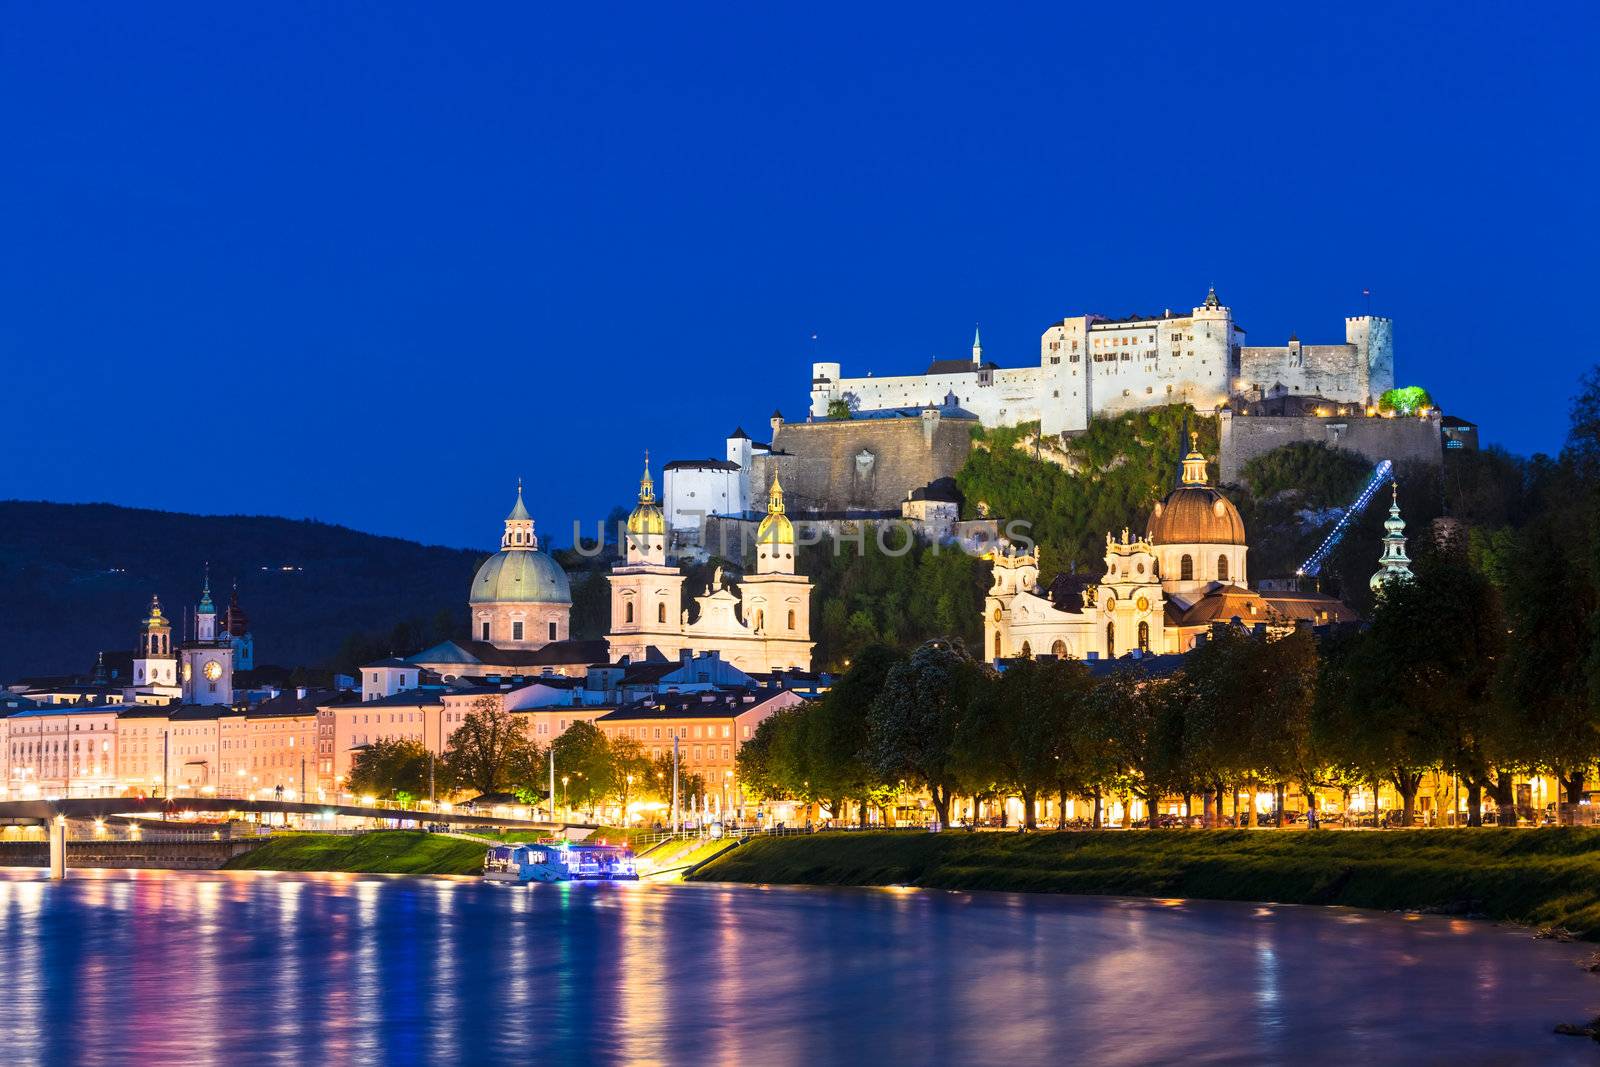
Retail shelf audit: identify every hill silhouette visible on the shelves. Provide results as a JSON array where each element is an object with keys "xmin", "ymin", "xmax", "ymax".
[{"xmin": 0, "ymin": 501, "xmax": 487, "ymax": 681}]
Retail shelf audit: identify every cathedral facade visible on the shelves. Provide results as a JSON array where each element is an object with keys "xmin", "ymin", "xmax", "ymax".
[{"xmin": 608, "ymin": 459, "xmax": 812, "ymax": 674}]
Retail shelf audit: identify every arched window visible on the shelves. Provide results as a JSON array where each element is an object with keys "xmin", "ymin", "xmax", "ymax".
[
  {"xmin": 1138, "ymin": 621, "xmax": 1150, "ymax": 653},
  {"xmin": 658, "ymin": 603, "xmax": 667, "ymax": 624},
  {"xmin": 1106, "ymin": 622, "xmax": 1116, "ymax": 658},
  {"xmin": 787, "ymin": 609, "xmax": 796, "ymax": 630},
  {"xmin": 1052, "ymin": 639, "xmax": 1067, "ymax": 657},
  {"xmin": 1180, "ymin": 554, "xmax": 1194, "ymax": 581},
  {"xmin": 625, "ymin": 602, "xmax": 634, "ymax": 624},
  {"xmin": 755, "ymin": 609, "xmax": 765, "ymax": 631},
  {"xmin": 1217, "ymin": 554, "xmax": 1229, "ymax": 582},
  {"xmin": 1020, "ymin": 641, "xmax": 1032, "ymax": 658}
]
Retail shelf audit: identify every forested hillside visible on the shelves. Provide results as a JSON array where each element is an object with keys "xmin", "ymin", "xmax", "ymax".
[{"xmin": 0, "ymin": 502, "xmax": 483, "ymax": 680}]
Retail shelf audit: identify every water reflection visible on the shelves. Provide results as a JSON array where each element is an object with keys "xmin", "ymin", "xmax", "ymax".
[{"xmin": 0, "ymin": 870, "xmax": 1594, "ymax": 1065}]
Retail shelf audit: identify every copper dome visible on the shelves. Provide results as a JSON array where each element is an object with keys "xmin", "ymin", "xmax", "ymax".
[{"xmin": 1147, "ymin": 487, "xmax": 1247, "ymax": 546}]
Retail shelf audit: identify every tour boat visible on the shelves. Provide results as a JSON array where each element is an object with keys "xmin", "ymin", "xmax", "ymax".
[{"xmin": 483, "ymin": 841, "xmax": 638, "ymax": 883}]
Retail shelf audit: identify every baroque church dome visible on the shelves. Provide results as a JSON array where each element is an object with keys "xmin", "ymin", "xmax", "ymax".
[
  {"xmin": 470, "ymin": 486, "xmax": 572, "ymax": 605},
  {"xmin": 1147, "ymin": 437, "xmax": 1247, "ymax": 547},
  {"xmin": 755, "ymin": 477, "xmax": 794, "ymax": 547}
]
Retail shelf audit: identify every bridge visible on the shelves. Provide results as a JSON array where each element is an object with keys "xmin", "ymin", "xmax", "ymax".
[{"xmin": 0, "ymin": 796, "xmax": 591, "ymax": 833}]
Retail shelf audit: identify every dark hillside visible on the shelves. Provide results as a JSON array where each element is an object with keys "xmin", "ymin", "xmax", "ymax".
[{"xmin": 0, "ymin": 501, "xmax": 485, "ymax": 680}]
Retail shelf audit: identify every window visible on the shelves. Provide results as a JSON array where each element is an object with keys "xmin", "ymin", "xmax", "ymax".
[
  {"xmin": 480, "ymin": 621, "xmax": 490, "ymax": 641},
  {"xmin": 787, "ymin": 609, "xmax": 796, "ymax": 630},
  {"xmin": 993, "ymin": 632, "xmax": 1002, "ymax": 658},
  {"xmin": 755, "ymin": 609, "xmax": 765, "ymax": 630},
  {"xmin": 658, "ymin": 603, "xmax": 667, "ymax": 624},
  {"xmin": 1020, "ymin": 641, "xmax": 1031, "ymax": 658},
  {"xmin": 512, "ymin": 621, "xmax": 524, "ymax": 641},
  {"xmin": 1106, "ymin": 622, "xmax": 1115, "ymax": 658},
  {"xmin": 625, "ymin": 602, "xmax": 634, "ymax": 624},
  {"xmin": 1138, "ymin": 621, "xmax": 1150, "ymax": 653},
  {"xmin": 548, "ymin": 621, "xmax": 557, "ymax": 640},
  {"xmin": 1180, "ymin": 554, "xmax": 1194, "ymax": 581},
  {"xmin": 1051, "ymin": 640, "xmax": 1067, "ymax": 657},
  {"xmin": 1217, "ymin": 554, "xmax": 1229, "ymax": 582}
]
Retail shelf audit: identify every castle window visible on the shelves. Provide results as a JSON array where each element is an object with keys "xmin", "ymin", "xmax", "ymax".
[
  {"xmin": 1138, "ymin": 621, "xmax": 1150, "ymax": 653},
  {"xmin": 1180, "ymin": 554, "xmax": 1194, "ymax": 581},
  {"xmin": 1217, "ymin": 555, "xmax": 1229, "ymax": 582}
]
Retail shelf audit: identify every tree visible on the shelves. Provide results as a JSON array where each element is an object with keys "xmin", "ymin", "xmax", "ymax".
[
  {"xmin": 868, "ymin": 641, "xmax": 987, "ymax": 827},
  {"xmin": 801, "ymin": 644, "xmax": 900, "ymax": 824},
  {"xmin": 347, "ymin": 738, "xmax": 432, "ymax": 800},
  {"xmin": 547, "ymin": 720, "xmax": 614, "ymax": 816},
  {"xmin": 441, "ymin": 696, "xmax": 536, "ymax": 798},
  {"xmin": 1378, "ymin": 385, "xmax": 1434, "ymax": 416},
  {"xmin": 827, "ymin": 398, "xmax": 854, "ymax": 420},
  {"xmin": 610, "ymin": 736, "xmax": 652, "ymax": 822},
  {"xmin": 958, "ymin": 657, "xmax": 1091, "ymax": 829},
  {"xmin": 1094, "ymin": 667, "xmax": 1184, "ymax": 829}
]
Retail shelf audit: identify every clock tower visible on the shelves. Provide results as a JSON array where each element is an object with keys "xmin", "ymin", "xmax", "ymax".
[{"xmin": 179, "ymin": 570, "xmax": 234, "ymax": 705}]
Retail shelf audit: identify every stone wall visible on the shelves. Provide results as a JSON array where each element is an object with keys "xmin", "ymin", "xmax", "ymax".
[
  {"xmin": 753, "ymin": 412, "xmax": 978, "ymax": 513},
  {"xmin": 1219, "ymin": 409, "xmax": 1443, "ymax": 484}
]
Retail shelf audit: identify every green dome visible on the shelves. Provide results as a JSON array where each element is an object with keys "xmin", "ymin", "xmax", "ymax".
[{"xmin": 469, "ymin": 548, "xmax": 572, "ymax": 605}]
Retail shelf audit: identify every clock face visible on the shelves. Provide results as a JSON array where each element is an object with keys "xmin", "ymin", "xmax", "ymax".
[
  {"xmin": 182, "ymin": 661, "xmax": 193, "ymax": 683},
  {"xmin": 204, "ymin": 660, "xmax": 223, "ymax": 682}
]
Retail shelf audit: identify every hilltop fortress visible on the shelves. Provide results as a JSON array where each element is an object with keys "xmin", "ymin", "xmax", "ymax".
[{"xmin": 808, "ymin": 288, "xmax": 1395, "ymax": 435}]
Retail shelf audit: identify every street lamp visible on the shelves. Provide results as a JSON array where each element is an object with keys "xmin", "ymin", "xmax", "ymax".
[{"xmin": 561, "ymin": 775, "xmax": 569, "ymax": 819}]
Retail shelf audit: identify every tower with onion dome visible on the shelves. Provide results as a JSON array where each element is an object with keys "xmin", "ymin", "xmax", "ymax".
[{"xmin": 1370, "ymin": 482, "xmax": 1414, "ymax": 595}]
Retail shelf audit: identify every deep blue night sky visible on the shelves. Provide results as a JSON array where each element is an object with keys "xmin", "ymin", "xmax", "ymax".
[{"xmin": 3, "ymin": 3, "xmax": 1594, "ymax": 550}]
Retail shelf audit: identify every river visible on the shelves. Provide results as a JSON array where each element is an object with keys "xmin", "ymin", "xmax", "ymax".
[{"xmin": 0, "ymin": 868, "xmax": 1595, "ymax": 1065}]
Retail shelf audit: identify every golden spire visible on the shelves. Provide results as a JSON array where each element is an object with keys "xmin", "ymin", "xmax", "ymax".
[
  {"xmin": 638, "ymin": 449, "xmax": 656, "ymax": 505},
  {"xmin": 756, "ymin": 474, "xmax": 795, "ymax": 548},
  {"xmin": 1180, "ymin": 431, "xmax": 1209, "ymax": 487}
]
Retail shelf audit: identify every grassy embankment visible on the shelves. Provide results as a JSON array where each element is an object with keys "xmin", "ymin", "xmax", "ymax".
[
  {"xmin": 224, "ymin": 832, "xmax": 486, "ymax": 875},
  {"xmin": 692, "ymin": 828, "xmax": 1600, "ymax": 936}
]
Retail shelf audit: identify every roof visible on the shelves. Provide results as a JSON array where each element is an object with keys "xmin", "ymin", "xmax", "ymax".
[
  {"xmin": 924, "ymin": 358, "xmax": 999, "ymax": 375},
  {"xmin": 251, "ymin": 688, "xmax": 353, "ymax": 717},
  {"xmin": 663, "ymin": 458, "xmax": 741, "ymax": 472},
  {"xmin": 409, "ymin": 638, "xmax": 610, "ymax": 669},
  {"xmin": 360, "ymin": 658, "xmax": 415, "ymax": 670},
  {"xmin": 339, "ymin": 689, "xmax": 447, "ymax": 709},
  {"xmin": 469, "ymin": 546, "xmax": 572, "ymax": 605},
  {"xmin": 1256, "ymin": 589, "xmax": 1361, "ymax": 625},
  {"xmin": 1148, "ymin": 486, "xmax": 1247, "ymax": 546},
  {"xmin": 1084, "ymin": 653, "xmax": 1187, "ymax": 679},
  {"xmin": 905, "ymin": 477, "xmax": 962, "ymax": 504},
  {"xmin": 1170, "ymin": 589, "xmax": 1279, "ymax": 627},
  {"xmin": 597, "ymin": 689, "xmax": 797, "ymax": 722}
]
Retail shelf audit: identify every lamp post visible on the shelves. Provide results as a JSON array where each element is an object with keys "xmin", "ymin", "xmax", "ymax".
[
  {"xmin": 562, "ymin": 775, "xmax": 569, "ymax": 821},
  {"xmin": 624, "ymin": 773, "xmax": 634, "ymax": 827}
]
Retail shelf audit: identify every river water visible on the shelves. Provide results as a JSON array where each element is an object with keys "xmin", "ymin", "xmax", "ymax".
[{"xmin": 0, "ymin": 868, "xmax": 1596, "ymax": 1065}]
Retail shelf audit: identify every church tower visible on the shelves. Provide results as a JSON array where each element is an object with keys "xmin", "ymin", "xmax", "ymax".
[
  {"xmin": 133, "ymin": 596, "xmax": 177, "ymax": 688},
  {"xmin": 607, "ymin": 453, "xmax": 687, "ymax": 662},
  {"xmin": 179, "ymin": 570, "xmax": 234, "ymax": 705},
  {"xmin": 739, "ymin": 476, "xmax": 813, "ymax": 668},
  {"xmin": 1370, "ymin": 482, "xmax": 1414, "ymax": 594}
]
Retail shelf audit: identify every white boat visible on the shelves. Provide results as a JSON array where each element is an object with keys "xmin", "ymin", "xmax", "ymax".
[{"xmin": 483, "ymin": 841, "xmax": 638, "ymax": 883}]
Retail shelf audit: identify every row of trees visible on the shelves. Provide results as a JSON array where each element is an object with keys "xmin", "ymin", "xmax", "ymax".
[{"xmin": 346, "ymin": 699, "xmax": 706, "ymax": 818}]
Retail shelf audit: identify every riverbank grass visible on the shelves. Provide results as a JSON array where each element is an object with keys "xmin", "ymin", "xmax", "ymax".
[
  {"xmin": 692, "ymin": 828, "xmax": 1600, "ymax": 936},
  {"xmin": 224, "ymin": 831, "xmax": 485, "ymax": 875}
]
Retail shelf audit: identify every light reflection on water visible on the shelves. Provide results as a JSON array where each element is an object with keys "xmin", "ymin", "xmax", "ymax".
[{"xmin": 0, "ymin": 868, "xmax": 1596, "ymax": 1065}]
